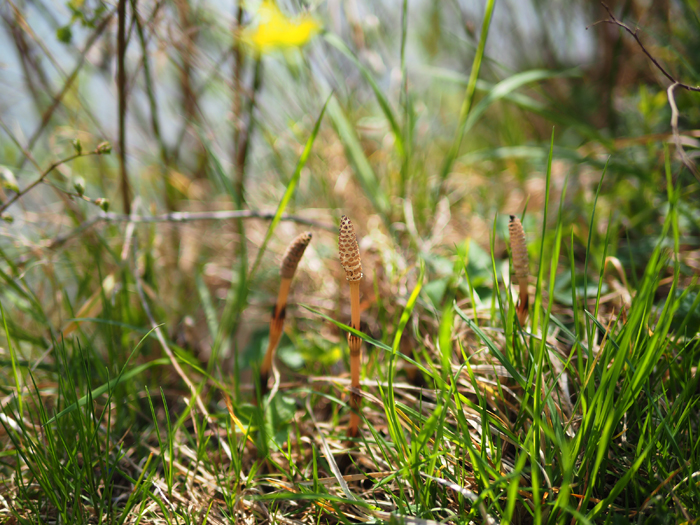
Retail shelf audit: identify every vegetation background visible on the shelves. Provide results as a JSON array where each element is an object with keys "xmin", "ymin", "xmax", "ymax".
[{"xmin": 0, "ymin": 0, "xmax": 699, "ymax": 523}]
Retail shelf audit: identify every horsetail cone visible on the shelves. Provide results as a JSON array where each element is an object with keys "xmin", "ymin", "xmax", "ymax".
[
  {"xmin": 509, "ymin": 216, "xmax": 529, "ymax": 280},
  {"xmin": 280, "ymin": 232, "xmax": 312, "ymax": 279},
  {"xmin": 259, "ymin": 231, "xmax": 313, "ymax": 398},
  {"xmin": 339, "ymin": 216, "xmax": 363, "ymax": 282}
]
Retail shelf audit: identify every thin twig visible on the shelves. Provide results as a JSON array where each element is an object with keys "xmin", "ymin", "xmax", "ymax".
[
  {"xmin": 131, "ymin": 0, "xmax": 169, "ymax": 176},
  {"xmin": 99, "ymin": 209, "xmax": 335, "ymax": 229},
  {"xmin": 117, "ymin": 0, "xmax": 131, "ymax": 214},
  {"xmin": 0, "ymin": 142, "xmax": 101, "ymax": 214},
  {"xmin": 232, "ymin": 3, "xmax": 244, "ymax": 168},
  {"xmin": 10, "ymin": 7, "xmax": 115, "ymax": 169},
  {"xmin": 591, "ymin": 4, "xmax": 700, "ymax": 93},
  {"xmin": 16, "ymin": 210, "xmax": 333, "ymax": 265},
  {"xmin": 591, "ymin": 3, "xmax": 700, "ymax": 181},
  {"xmin": 236, "ymin": 56, "xmax": 263, "ymax": 207}
]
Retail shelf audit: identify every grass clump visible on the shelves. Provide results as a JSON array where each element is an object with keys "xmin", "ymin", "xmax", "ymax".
[{"xmin": 1, "ymin": 1, "xmax": 699, "ymax": 524}]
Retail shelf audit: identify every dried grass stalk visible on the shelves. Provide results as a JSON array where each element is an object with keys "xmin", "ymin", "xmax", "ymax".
[
  {"xmin": 339, "ymin": 215, "xmax": 363, "ymax": 438},
  {"xmin": 509, "ymin": 215, "xmax": 529, "ymax": 327},
  {"xmin": 260, "ymin": 232, "xmax": 312, "ymax": 395}
]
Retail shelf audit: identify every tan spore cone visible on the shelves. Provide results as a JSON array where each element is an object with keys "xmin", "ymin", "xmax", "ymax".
[
  {"xmin": 509, "ymin": 215, "xmax": 529, "ymax": 327},
  {"xmin": 339, "ymin": 215, "xmax": 363, "ymax": 282}
]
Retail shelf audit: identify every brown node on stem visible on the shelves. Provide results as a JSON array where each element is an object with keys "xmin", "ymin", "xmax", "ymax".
[
  {"xmin": 339, "ymin": 215, "xmax": 363, "ymax": 282},
  {"xmin": 280, "ymin": 231, "xmax": 312, "ymax": 279}
]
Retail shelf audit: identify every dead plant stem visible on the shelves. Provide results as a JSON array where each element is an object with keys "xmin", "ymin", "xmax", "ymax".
[{"xmin": 117, "ymin": 0, "xmax": 131, "ymax": 214}]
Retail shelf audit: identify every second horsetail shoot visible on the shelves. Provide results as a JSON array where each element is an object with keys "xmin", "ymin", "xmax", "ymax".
[
  {"xmin": 509, "ymin": 215, "xmax": 529, "ymax": 328},
  {"xmin": 259, "ymin": 231, "xmax": 312, "ymax": 396}
]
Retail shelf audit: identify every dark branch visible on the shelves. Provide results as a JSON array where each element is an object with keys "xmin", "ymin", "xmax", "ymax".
[{"xmin": 591, "ymin": 3, "xmax": 700, "ymax": 92}]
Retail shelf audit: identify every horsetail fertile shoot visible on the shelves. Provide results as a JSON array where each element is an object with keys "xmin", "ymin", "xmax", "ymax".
[
  {"xmin": 339, "ymin": 215, "xmax": 363, "ymax": 438},
  {"xmin": 509, "ymin": 215, "xmax": 529, "ymax": 327},
  {"xmin": 259, "ymin": 231, "xmax": 312, "ymax": 396}
]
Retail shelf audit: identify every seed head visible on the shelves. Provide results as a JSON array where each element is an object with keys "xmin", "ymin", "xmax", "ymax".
[
  {"xmin": 280, "ymin": 232, "xmax": 312, "ymax": 279},
  {"xmin": 509, "ymin": 215, "xmax": 529, "ymax": 280},
  {"xmin": 339, "ymin": 215, "xmax": 363, "ymax": 282}
]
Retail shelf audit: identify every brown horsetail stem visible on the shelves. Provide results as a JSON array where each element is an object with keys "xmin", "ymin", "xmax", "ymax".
[
  {"xmin": 339, "ymin": 215, "xmax": 363, "ymax": 438},
  {"xmin": 259, "ymin": 232, "xmax": 312, "ymax": 396},
  {"xmin": 509, "ymin": 215, "xmax": 529, "ymax": 327}
]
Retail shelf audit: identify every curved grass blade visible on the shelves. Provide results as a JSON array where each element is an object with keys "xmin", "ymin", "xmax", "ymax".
[
  {"xmin": 437, "ymin": 0, "xmax": 496, "ymax": 194},
  {"xmin": 454, "ymin": 302, "xmax": 525, "ymax": 387},
  {"xmin": 324, "ymin": 33, "xmax": 405, "ymax": 158},
  {"xmin": 45, "ymin": 329, "xmax": 164, "ymax": 425},
  {"xmin": 248, "ymin": 93, "xmax": 331, "ymax": 281},
  {"xmin": 327, "ymin": 96, "xmax": 389, "ymax": 216}
]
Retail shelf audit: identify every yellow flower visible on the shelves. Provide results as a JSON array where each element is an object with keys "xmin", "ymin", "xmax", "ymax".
[{"xmin": 240, "ymin": 1, "xmax": 321, "ymax": 53}]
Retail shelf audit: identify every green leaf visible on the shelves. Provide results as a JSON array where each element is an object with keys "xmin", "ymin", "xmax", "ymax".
[
  {"xmin": 56, "ymin": 25, "xmax": 73, "ymax": 44},
  {"xmin": 437, "ymin": 0, "xmax": 496, "ymax": 190}
]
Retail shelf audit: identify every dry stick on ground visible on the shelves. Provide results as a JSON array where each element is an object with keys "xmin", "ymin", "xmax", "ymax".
[
  {"xmin": 259, "ymin": 232, "xmax": 312, "ymax": 396},
  {"xmin": 592, "ymin": 3, "xmax": 700, "ymax": 182},
  {"xmin": 339, "ymin": 215, "xmax": 364, "ymax": 438},
  {"xmin": 509, "ymin": 215, "xmax": 529, "ymax": 328}
]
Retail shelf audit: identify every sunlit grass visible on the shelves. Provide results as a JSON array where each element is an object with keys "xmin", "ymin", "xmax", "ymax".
[{"xmin": 1, "ymin": 0, "xmax": 699, "ymax": 524}]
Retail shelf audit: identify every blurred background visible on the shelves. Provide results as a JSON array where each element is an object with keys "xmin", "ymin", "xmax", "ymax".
[{"xmin": 0, "ymin": 0, "xmax": 698, "ymax": 378}]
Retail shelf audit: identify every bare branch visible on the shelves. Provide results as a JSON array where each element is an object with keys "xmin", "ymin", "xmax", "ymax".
[
  {"xmin": 16, "ymin": 210, "xmax": 334, "ymax": 265},
  {"xmin": 117, "ymin": 0, "xmax": 131, "ymax": 214},
  {"xmin": 591, "ymin": 3, "xmax": 700, "ymax": 182},
  {"xmin": 99, "ymin": 209, "xmax": 335, "ymax": 230},
  {"xmin": 0, "ymin": 126, "xmax": 105, "ymax": 214},
  {"xmin": 592, "ymin": 3, "xmax": 700, "ymax": 93},
  {"xmin": 9, "ymin": 5, "xmax": 116, "ymax": 170}
]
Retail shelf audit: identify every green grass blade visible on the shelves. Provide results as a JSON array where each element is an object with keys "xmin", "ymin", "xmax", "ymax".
[
  {"xmin": 327, "ymin": 96, "xmax": 389, "ymax": 216},
  {"xmin": 248, "ymin": 93, "xmax": 331, "ymax": 280},
  {"xmin": 45, "ymin": 346, "xmax": 165, "ymax": 425},
  {"xmin": 454, "ymin": 302, "xmax": 525, "ymax": 387},
  {"xmin": 0, "ymin": 302, "xmax": 22, "ymax": 419},
  {"xmin": 324, "ymin": 33, "xmax": 405, "ymax": 159},
  {"xmin": 437, "ymin": 0, "xmax": 496, "ymax": 192}
]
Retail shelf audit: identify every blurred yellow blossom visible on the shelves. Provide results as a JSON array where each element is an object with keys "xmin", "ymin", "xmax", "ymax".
[{"xmin": 240, "ymin": 1, "xmax": 321, "ymax": 53}]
